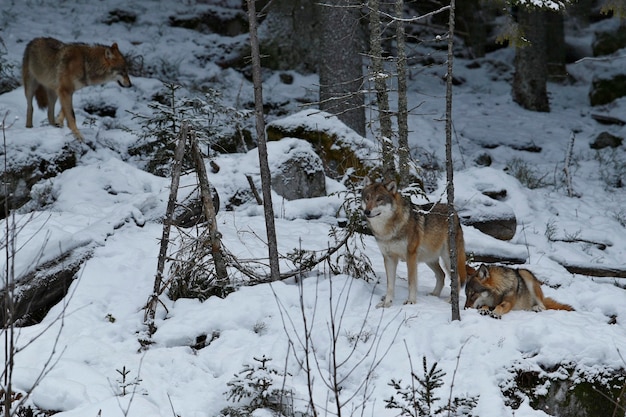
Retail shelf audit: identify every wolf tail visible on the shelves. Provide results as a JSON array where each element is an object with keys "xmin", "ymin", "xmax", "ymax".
[
  {"xmin": 456, "ymin": 228, "xmax": 467, "ymax": 287},
  {"xmin": 34, "ymin": 85, "xmax": 48, "ymax": 109},
  {"xmin": 544, "ymin": 297, "xmax": 575, "ymax": 311}
]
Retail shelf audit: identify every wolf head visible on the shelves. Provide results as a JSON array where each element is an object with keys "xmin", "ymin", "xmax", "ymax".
[
  {"xmin": 361, "ymin": 177, "xmax": 398, "ymax": 220},
  {"xmin": 105, "ymin": 43, "xmax": 132, "ymax": 88},
  {"xmin": 464, "ymin": 264, "xmax": 493, "ymax": 309}
]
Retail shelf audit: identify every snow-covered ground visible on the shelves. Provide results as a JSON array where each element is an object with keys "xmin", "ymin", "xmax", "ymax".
[{"xmin": 0, "ymin": 1, "xmax": 625, "ymax": 416}]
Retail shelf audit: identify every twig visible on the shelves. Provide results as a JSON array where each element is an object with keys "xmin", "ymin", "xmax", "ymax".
[
  {"xmin": 447, "ymin": 338, "xmax": 473, "ymax": 417},
  {"xmin": 246, "ymin": 174, "xmax": 263, "ymax": 205},
  {"xmin": 564, "ymin": 131, "xmax": 578, "ymax": 198}
]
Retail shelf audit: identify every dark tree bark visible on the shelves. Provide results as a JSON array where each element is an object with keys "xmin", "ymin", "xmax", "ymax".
[
  {"xmin": 369, "ymin": 0, "xmax": 395, "ymax": 179},
  {"xmin": 512, "ymin": 7, "xmax": 550, "ymax": 112},
  {"xmin": 247, "ymin": 0, "xmax": 281, "ymax": 281},
  {"xmin": 456, "ymin": 0, "xmax": 487, "ymax": 58},
  {"xmin": 546, "ymin": 10, "xmax": 566, "ymax": 81},
  {"xmin": 395, "ymin": 0, "xmax": 410, "ymax": 186},
  {"xmin": 319, "ymin": 0, "xmax": 366, "ymax": 137},
  {"xmin": 257, "ymin": 0, "xmax": 321, "ymax": 73}
]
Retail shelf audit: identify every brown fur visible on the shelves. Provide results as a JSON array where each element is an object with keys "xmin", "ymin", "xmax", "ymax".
[
  {"xmin": 361, "ymin": 177, "xmax": 466, "ymax": 307},
  {"xmin": 464, "ymin": 264, "xmax": 574, "ymax": 318},
  {"xmin": 22, "ymin": 37, "xmax": 132, "ymax": 140}
]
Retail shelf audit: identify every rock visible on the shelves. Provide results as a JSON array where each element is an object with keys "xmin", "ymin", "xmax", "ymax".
[
  {"xmin": 474, "ymin": 152, "xmax": 492, "ymax": 167},
  {"xmin": 461, "ymin": 212, "xmax": 517, "ymax": 241},
  {"xmin": 458, "ymin": 189, "xmax": 517, "ymax": 241},
  {"xmin": 172, "ymin": 190, "xmax": 221, "ymax": 228},
  {"xmin": 269, "ymin": 138, "xmax": 326, "ymax": 200},
  {"xmin": 0, "ymin": 144, "xmax": 77, "ymax": 219},
  {"xmin": 592, "ymin": 29, "xmax": 626, "ymax": 57},
  {"xmin": 266, "ymin": 110, "xmax": 379, "ymax": 181},
  {"xmin": 589, "ymin": 74, "xmax": 626, "ymax": 106},
  {"xmin": 168, "ymin": 8, "xmax": 248, "ymax": 37},
  {"xmin": 507, "ymin": 366, "xmax": 626, "ymax": 417},
  {"xmin": 590, "ymin": 131, "xmax": 623, "ymax": 149}
]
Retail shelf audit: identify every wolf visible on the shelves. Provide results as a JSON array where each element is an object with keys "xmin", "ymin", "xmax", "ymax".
[
  {"xmin": 464, "ymin": 264, "xmax": 574, "ymax": 318},
  {"xmin": 361, "ymin": 177, "xmax": 467, "ymax": 308},
  {"xmin": 22, "ymin": 37, "xmax": 132, "ymax": 140}
]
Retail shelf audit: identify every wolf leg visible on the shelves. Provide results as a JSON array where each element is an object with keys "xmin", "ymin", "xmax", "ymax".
[
  {"xmin": 378, "ymin": 255, "xmax": 397, "ymax": 308},
  {"xmin": 58, "ymin": 87, "xmax": 83, "ymax": 140},
  {"xmin": 405, "ymin": 252, "xmax": 418, "ymax": 305},
  {"xmin": 427, "ymin": 261, "xmax": 446, "ymax": 297}
]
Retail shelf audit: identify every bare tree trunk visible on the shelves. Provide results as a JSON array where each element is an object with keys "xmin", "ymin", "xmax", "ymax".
[
  {"xmin": 2, "ymin": 112, "xmax": 15, "ymax": 417},
  {"xmin": 247, "ymin": 0, "xmax": 281, "ymax": 281},
  {"xmin": 512, "ymin": 6, "xmax": 550, "ymax": 112},
  {"xmin": 368, "ymin": 0, "xmax": 395, "ymax": 180},
  {"xmin": 319, "ymin": 0, "xmax": 366, "ymax": 137},
  {"xmin": 189, "ymin": 131, "xmax": 228, "ymax": 283},
  {"xmin": 445, "ymin": 0, "xmax": 460, "ymax": 321},
  {"xmin": 395, "ymin": 0, "xmax": 410, "ymax": 186},
  {"xmin": 145, "ymin": 124, "xmax": 187, "ymax": 333}
]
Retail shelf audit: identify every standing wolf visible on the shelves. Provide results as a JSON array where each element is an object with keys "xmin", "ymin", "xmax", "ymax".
[
  {"xmin": 22, "ymin": 37, "xmax": 132, "ymax": 140},
  {"xmin": 361, "ymin": 177, "xmax": 466, "ymax": 307},
  {"xmin": 464, "ymin": 264, "xmax": 574, "ymax": 318}
]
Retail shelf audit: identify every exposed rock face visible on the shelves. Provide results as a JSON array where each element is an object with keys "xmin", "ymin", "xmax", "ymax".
[
  {"xmin": 506, "ymin": 366, "xmax": 626, "ymax": 417},
  {"xmin": 0, "ymin": 144, "xmax": 77, "ymax": 219}
]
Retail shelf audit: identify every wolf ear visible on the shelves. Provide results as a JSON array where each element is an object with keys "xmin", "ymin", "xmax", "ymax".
[
  {"xmin": 385, "ymin": 181, "xmax": 397, "ymax": 194},
  {"xmin": 477, "ymin": 264, "xmax": 490, "ymax": 281},
  {"xmin": 111, "ymin": 43, "xmax": 119, "ymax": 51}
]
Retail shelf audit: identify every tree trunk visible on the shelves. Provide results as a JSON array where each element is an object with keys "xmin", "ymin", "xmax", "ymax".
[
  {"xmin": 145, "ymin": 125, "xmax": 188, "ymax": 333},
  {"xmin": 368, "ymin": 0, "xmax": 395, "ymax": 180},
  {"xmin": 512, "ymin": 7, "xmax": 550, "ymax": 112},
  {"xmin": 319, "ymin": 0, "xmax": 366, "ymax": 137},
  {"xmin": 456, "ymin": 0, "xmax": 487, "ymax": 58},
  {"xmin": 247, "ymin": 0, "xmax": 281, "ymax": 281},
  {"xmin": 257, "ymin": 0, "xmax": 320, "ymax": 73},
  {"xmin": 445, "ymin": 0, "xmax": 460, "ymax": 321},
  {"xmin": 546, "ymin": 10, "xmax": 566, "ymax": 81},
  {"xmin": 189, "ymin": 131, "xmax": 228, "ymax": 284},
  {"xmin": 395, "ymin": 0, "xmax": 410, "ymax": 186}
]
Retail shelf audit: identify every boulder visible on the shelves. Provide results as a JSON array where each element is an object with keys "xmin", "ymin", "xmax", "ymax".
[
  {"xmin": 590, "ymin": 131, "xmax": 623, "ymax": 149},
  {"xmin": 458, "ymin": 187, "xmax": 517, "ymax": 241},
  {"xmin": 589, "ymin": 74, "xmax": 626, "ymax": 106},
  {"xmin": 266, "ymin": 110, "xmax": 378, "ymax": 181},
  {"xmin": 269, "ymin": 138, "xmax": 326, "ymax": 200},
  {"xmin": 592, "ymin": 29, "xmax": 626, "ymax": 57}
]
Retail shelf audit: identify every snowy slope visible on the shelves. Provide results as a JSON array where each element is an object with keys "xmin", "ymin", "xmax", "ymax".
[{"xmin": 0, "ymin": 1, "xmax": 625, "ymax": 416}]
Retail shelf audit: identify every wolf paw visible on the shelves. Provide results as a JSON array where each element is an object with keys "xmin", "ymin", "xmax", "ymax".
[
  {"xmin": 376, "ymin": 299, "xmax": 392, "ymax": 308},
  {"xmin": 478, "ymin": 307, "xmax": 491, "ymax": 316},
  {"xmin": 403, "ymin": 300, "xmax": 416, "ymax": 305},
  {"xmin": 489, "ymin": 311, "xmax": 502, "ymax": 319},
  {"xmin": 532, "ymin": 305, "xmax": 546, "ymax": 312}
]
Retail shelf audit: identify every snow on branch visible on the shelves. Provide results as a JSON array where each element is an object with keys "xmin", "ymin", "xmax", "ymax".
[{"xmin": 510, "ymin": 0, "xmax": 570, "ymax": 10}]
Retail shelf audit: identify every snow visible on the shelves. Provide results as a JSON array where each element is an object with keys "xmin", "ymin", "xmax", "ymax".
[{"xmin": 0, "ymin": 1, "xmax": 625, "ymax": 416}]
